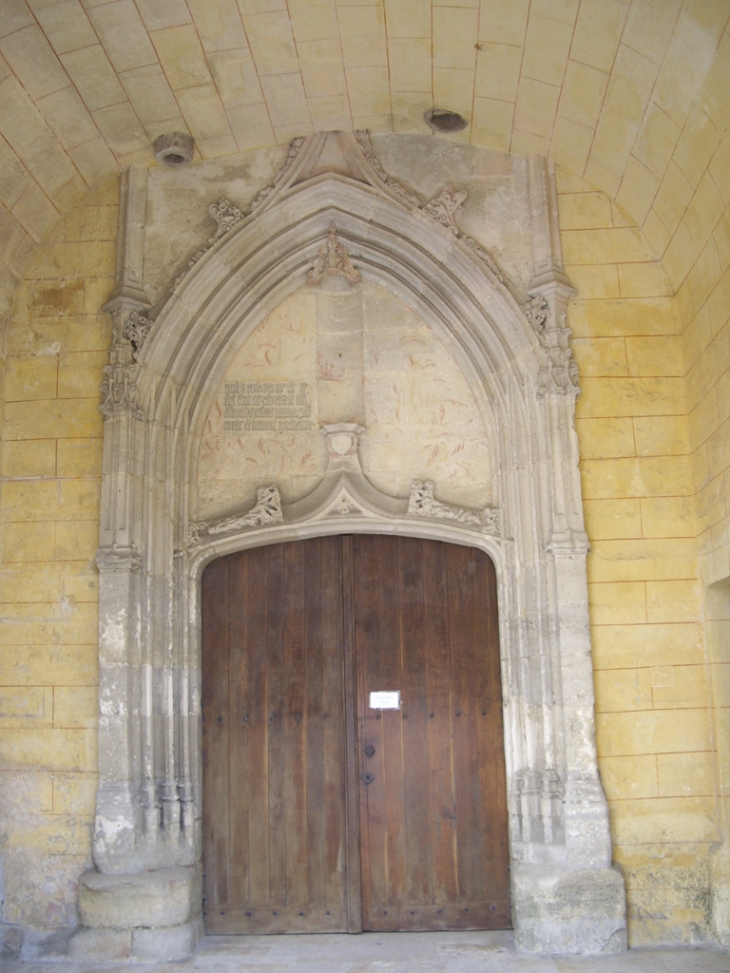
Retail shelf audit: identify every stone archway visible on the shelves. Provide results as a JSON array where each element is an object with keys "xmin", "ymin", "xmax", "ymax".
[{"xmin": 77, "ymin": 133, "xmax": 626, "ymax": 960}]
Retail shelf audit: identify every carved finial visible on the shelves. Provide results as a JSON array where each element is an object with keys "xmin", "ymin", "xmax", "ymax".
[{"xmin": 308, "ymin": 223, "xmax": 361, "ymax": 285}]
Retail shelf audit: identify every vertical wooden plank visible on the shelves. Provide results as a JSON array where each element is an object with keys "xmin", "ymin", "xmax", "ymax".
[
  {"xmin": 305, "ymin": 537, "xmax": 326, "ymax": 914},
  {"xmin": 474, "ymin": 553, "xmax": 511, "ymax": 919},
  {"xmin": 201, "ymin": 556, "xmax": 230, "ymax": 925},
  {"xmin": 399, "ymin": 536, "xmax": 432, "ymax": 908},
  {"xmin": 228, "ymin": 551, "xmax": 250, "ymax": 910},
  {"xmin": 353, "ymin": 534, "xmax": 389, "ymax": 927},
  {"xmin": 448, "ymin": 543, "xmax": 484, "ymax": 906},
  {"xmin": 321, "ymin": 537, "xmax": 349, "ymax": 928},
  {"xmin": 377, "ymin": 537, "xmax": 407, "ymax": 921},
  {"xmin": 283, "ymin": 542, "xmax": 308, "ymax": 910},
  {"xmin": 341, "ymin": 535, "xmax": 362, "ymax": 931},
  {"xmin": 247, "ymin": 545, "xmax": 271, "ymax": 909},
  {"xmin": 423, "ymin": 540, "xmax": 458, "ymax": 906},
  {"xmin": 266, "ymin": 544, "xmax": 287, "ymax": 908}
]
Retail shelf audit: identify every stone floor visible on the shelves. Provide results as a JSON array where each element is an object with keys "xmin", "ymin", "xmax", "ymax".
[{"xmin": 6, "ymin": 932, "xmax": 730, "ymax": 973}]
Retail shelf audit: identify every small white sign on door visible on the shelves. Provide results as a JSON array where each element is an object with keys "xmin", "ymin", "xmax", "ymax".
[{"xmin": 369, "ymin": 690, "xmax": 401, "ymax": 709}]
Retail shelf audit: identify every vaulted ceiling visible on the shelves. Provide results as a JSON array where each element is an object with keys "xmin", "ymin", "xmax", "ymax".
[{"xmin": 0, "ymin": 0, "xmax": 728, "ymax": 314}]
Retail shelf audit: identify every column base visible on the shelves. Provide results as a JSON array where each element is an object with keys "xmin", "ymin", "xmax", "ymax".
[
  {"xmin": 512, "ymin": 863, "xmax": 627, "ymax": 954},
  {"xmin": 71, "ymin": 866, "xmax": 201, "ymax": 961}
]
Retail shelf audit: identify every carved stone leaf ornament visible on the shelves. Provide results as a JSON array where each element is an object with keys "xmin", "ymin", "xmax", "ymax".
[
  {"xmin": 407, "ymin": 479, "xmax": 499, "ymax": 533},
  {"xmin": 307, "ymin": 222, "xmax": 361, "ymax": 285},
  {"xmin": 124, "ymin": 307, "xmax": 152, "ymax": 361},
  {"xmin": 175, "ymin": 137, "xmax": 306, "ymax": 289},
  {"xmin": 354, "ymin": 130, "xmax": 511, "ymax": 289},
  {"xmin": 528, "ymin": 295, "xmax": 580, "ymax": 398},
  {"xmin": 201, "ymin": 485, "xmax": 284, "ymax": 537},
  {"xmin": 207, "ymin": 197, "xmax": 244, "ymax": 241},
  {"xmin": 99, "ymin": 363, "xmax": 141, "ymax": 418},
  {"xmin": 422, "ymin": 189, "xmax": 468, "ymax": 235},
  {"xmin": 526, "ymin": 294, "xmax": 549, "ymax": 329},
  {"xmin": 99, "ymin": 300, "xmax": 151, "ymax": 417}
]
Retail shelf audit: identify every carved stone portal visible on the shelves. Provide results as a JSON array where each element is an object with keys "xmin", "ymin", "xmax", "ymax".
[{"xmin": 83, "ymin": 132, "xmax": 626, "ymax": 961}]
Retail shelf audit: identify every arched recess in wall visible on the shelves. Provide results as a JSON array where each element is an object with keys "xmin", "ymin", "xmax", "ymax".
[{"xmin": 87, "ymin": 133, "xmax": 626, "ymax": 957}]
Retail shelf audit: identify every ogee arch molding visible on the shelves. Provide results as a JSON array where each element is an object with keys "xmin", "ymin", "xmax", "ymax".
[{"xmin": 85, "ymin": 133, "xmax": 627, "ymax": 958}]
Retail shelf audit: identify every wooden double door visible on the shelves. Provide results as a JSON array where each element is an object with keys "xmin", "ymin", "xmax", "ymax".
[{"xmin": 201, "ymin": 535, "xmax": 510, "ymax": 934}]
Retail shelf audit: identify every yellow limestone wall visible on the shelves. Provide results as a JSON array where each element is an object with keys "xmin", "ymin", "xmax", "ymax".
[
  {"xmin": 0, "ymin": 167, "xmax": 724, "ymax": 947},
  {"xmin": 557, "ymin": 167, "xmax": 718, "ymax": 946},
  {"xmin": 0, "ymin": 178, "xmax": 117, "ymax": 929}
]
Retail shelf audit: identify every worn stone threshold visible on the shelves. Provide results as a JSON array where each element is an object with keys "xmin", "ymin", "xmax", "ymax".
[{"xmin": 8, "ymin": 931, "xmax": 730, "ymax": 972}]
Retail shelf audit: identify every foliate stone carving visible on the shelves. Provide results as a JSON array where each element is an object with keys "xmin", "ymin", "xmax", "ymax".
[
  {"xmin": 176, "ymin": 197, "xmax": 244, "ymax": 283},
  {"xmin": 408, "ymin": 479, "xmax": 499, "ymax": 532},
  {"xmin": 175, "ymin": 138, "xmax": 306, "ymax": 290},
  {"xmin": 198, "ymin": 485, "xmax": 284, "ymax": 540},
  {"xmin": 207, "ymin": 197, "xmax": 244, "ymax": 241},
  {"xmin": 331, "ymin": 492, "xmax": 360, "ymax": 516},
  {"xmin": 355, "ymin": 130, "xmax": 421, "ymax": 207},
  {"xmin": 99, "ymin": 364, "xmax": 141, "ymax": 417},
  {"xmin": 422, "ymin": 189, "xmax": 467, "ymax": 235},
  {"xmin": 124, "ymin": 307, "xmax": 152, "ymax": 361},
  {"xmin": 247, "ymin": 136, "xmax": 305, "ymax": 212},
  {"xmin": 526, "ymin": 294, "xmax": 549, "ymax": 329},
  {"xmin": 184, "ymin": 523, "xmax": 200, "ymax": 548},
  {"xmin": 355, "ymin": 130, "xmax": 512, "ymax": 287},
  {"xmin": 528, "ymin": 295, "xmax": 580, "ymax": 397},
  {"xmin": 481, "ymin": 506, "xmax": 501, "ymax": 536},
  {"xmin": 99, "ymin": 299, "xmax": 151, "ymax": 418},
  {"xmin": 308, "ymin": 223, "xmax": 361, "ymax": 285}
]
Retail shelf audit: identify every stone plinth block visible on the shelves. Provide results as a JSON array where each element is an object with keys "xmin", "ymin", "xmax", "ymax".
[
  {"xmin": 78, "ymin": 866, "xmax": 197, "ymax": 930},
  {"xmin": 512, "ymin": 863, "xmax": 627, "ymax": 954},
  {"xmin": 132, "ymin": 916, "xmax": 203, "ymax": 960}
]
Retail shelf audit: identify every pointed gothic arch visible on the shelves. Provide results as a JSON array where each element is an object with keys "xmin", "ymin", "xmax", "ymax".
[{"xmin": 82, "ymin": 133, "xmax": 626, "ymax": 959}]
